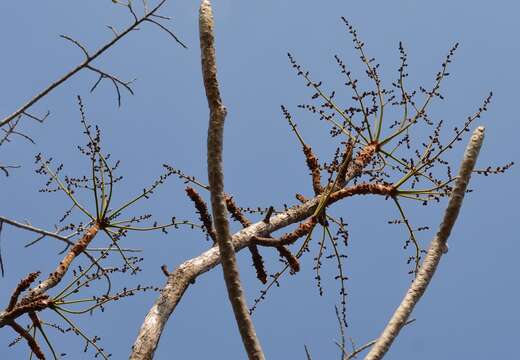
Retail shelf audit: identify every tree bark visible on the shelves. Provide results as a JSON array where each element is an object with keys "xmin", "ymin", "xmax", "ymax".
[{"xmin": 364, "ymin": 127, "xmax": 485, "ymax": 360}]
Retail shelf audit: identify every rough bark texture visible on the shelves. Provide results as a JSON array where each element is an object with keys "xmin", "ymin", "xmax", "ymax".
[
  {"xmin": 30, "ymin": 223, "xmax": 100, "ymax": 297},
  {"xmin": 364, "ymin": 127, "xmax": 485, "ymax": 360},
  {"xmin": 129, "ymin": 197, "xmax": 320, "ymax": 360},
  {"xmin": 202, "ymin": 1, "xmax": 264, "ymax": 359}
]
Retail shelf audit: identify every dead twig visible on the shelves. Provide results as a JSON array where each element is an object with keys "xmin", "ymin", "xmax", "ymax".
[{"xmin": 0, "ymin": 0, "xmax": 185, "ymax": 128}]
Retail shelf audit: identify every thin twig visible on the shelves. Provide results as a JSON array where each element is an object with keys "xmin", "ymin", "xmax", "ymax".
[
  {"xmin": 86, "ymin": 65, "xmax": 135, "ymax": 107},
  {"xmin": 0, "ymin": 0, "xmax": 183, "ymax": 128},
  {"xmin": 0, "ymin": 216, "xmax": 75, "ymax": 247},
  {"xmin": 304, "ymin": 345, "xmax": 313, "ymax": 360}
]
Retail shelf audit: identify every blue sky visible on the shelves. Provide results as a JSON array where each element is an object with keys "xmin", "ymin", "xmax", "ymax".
[{"xmin": 1, "ymin": 1, "xmax": 519, "ymax": 359}]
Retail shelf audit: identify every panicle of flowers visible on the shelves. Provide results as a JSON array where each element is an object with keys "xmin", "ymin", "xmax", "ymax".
[{"xmin": 251, "ymin": 18, "xmax": 510, "ymax": 326}]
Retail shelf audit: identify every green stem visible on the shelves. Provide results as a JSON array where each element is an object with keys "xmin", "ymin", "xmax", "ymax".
[
  {"xmin": 54, "ymin": 249, "xmax": 108, "ymax": 300},
  {"xmin": 302, "ymin": 71, "xmax": 370, "ymax": 143},
  {"xmin": 99, "ymin": 153, "xmax": 114, "ymax": 219},
  {"xmin": 53, "ymin": 308, "xmax": 110, "ymax": 360},
  {"xmin": 392, "ymin": 197, "xmax": 420, "ymax": 275},
  {"xmin": 92, "ymin": 153, "xmax": 100, "ymax": 220},
  {"xmin": 104, "ymin": 230, "xmax": 136, "ymax": 272},
  {"xmin": 44, "ymin": 162, "xmax": 94, "ymax": 221},
  {"xmin": 37, "ymin": 323, "xmax": 59, "ymax": 360}
]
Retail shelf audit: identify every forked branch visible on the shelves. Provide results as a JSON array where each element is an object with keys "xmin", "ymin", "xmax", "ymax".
[{"xmin": 0, "ymin": 0, "xmax": 185, "ymax": 128}]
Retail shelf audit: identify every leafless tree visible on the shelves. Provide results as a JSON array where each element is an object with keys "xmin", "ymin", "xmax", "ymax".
[{"xmin": 0, "ymin": 1, "xmax": 512, "ymax": 359}]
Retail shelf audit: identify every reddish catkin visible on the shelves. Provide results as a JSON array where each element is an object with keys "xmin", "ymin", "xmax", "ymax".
[
  {"xmin": 225, "ymin": 196, "xmax": 268, "ymax": 284},
  {"xmin": 7, "ymin": 272, "xmax": 40, "ymax": 312},
  {"xmin": 4, "ymin": 295, "xmax": 50, "ymax": 321},
  {"xmin": 225, "ymin": 196, "xmax": 252, "ymax": 227},
  {"xmin": 344, "ymin": 141, "xmax": 379, "ymax": 182},
  {"xmin": 248, "ymin": 244, "xmax": 268, "ymax": 284},
  {"xmin": 335, "ymin": 140, "xmax": 355, "ymax": 188},
  {"xmin": 303, "ymin": 145, "xmax": 323, "ymax": 195},
  {"xmin": 9, "ymin": 321, "xmax": 45, "ymax": 360},
  {"xmin": 185, "ymin": 187, "xmax": 217, "ymax": 243},
  {"xmin": 276, "ymin": 246, "xmax": 300, "ymax": 273},
  {"xmin": 254, "ymin": 217, "xmax": 318, "ymax": 247},
  {"xmin": 281, "ymin": 217, "xmax": 318, "ymax": 245},
  {"xmin": 295, "ymin": 193, "xmax": 308, "ymax": 203}
]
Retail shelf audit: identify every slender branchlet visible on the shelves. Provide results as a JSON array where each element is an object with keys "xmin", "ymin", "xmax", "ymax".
[{"xmin": 0, "ymin": 0, "xmax": 186, "ymax": 129}]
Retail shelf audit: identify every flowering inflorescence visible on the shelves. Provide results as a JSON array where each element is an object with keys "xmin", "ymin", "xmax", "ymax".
[
  {"xmin": 249, "ymin": 18, "xmax": 512, "ymax": 330},
  {"xmin": 3, "ymin": 97, "xmax": 213, "ymax": 359}
]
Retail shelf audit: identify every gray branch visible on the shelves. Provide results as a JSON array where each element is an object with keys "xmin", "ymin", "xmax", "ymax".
[
  {"xmin": 0, "ymin": 216, "xmax": 74, "ymax": 247},
  {"xmin": 364, "ymin": 126, "xmax": 485, "ymax": 360},
  {"xmin": 199, "ymin": 1, "xmax": 264, "ymax": 359},
  {"xmin": 0, "ymin": 0, "xmax": 181, "ymax": 128}
]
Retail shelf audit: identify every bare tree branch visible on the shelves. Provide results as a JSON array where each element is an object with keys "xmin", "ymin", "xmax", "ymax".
[
  {"xmin": 199, "ymin": 1, "xmax": 265, "ymax": 359},
  {"xmin": 0, "ymin": 0, "xmax": 183, "ymax": 128},
  {"xmin": 0, "ymin": 216, "xmax": 75, "ymax": 247},
  {"xmin": 364, "ymin": 126, "xmax": 485, "ymax": 360}
]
